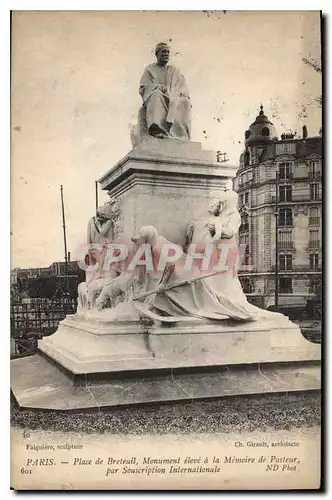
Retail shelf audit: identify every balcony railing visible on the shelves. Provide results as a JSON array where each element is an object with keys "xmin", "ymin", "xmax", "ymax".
[
  {"xmin": 271, "ymin": 193, "xmax": 322, "ymax": 203},
  {"xmin": 278, "ymin": 173, "xmax": 293, "ymax": 181},
  {"xmin": 291, "ymin": 194, "xmax": 311, "ymax": 202},
  {"xmin": 272, "ymin": 265, "xmax": 293, "ymax": 271},
  {"xmin": 309, "ymin": 194, "xmax": 322, "ymax": 201},
  {"xmin": 309, "ymin": 266, "xmax": 321, "ymax": 271},
  {"xmin": 307, "ymin": 241, "xmax": 320, "ymax": 249},
  {"xmin": 309, "ymin": 217, "xmax": 321, "ymax": 226},
  {"xmin": 271, "ymin": 196, "xmax": 293, "ymax": 203},
  {"xmin": 271, "ymin": 265, "xmax": 321, "ymax": 272},
  {"xmin": 278, "ymin": 240, "xmax": 294, "ymax": 249},
  {"xmin": 308, "ymin": 171, "xmax": 321, "ymax": 179},
  {"xmin": 280, "ymin": 197, "xmax": 293, "ymax": 203},
  {"xmin": 238, "ymin": 179, "xmax": 253, "ymax": 188},
  {"xmin": 296, "ymin": 265, "xmax": 321, "ymax": 271}
]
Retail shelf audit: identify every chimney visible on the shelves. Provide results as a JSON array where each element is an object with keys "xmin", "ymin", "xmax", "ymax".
[
  {"xmin": 302, "ymin": 125, "xmax": 308, "ymax": 139},
  {"xmin": 68, "ymin": 251, "xmax": 71, "ymax": 262}
]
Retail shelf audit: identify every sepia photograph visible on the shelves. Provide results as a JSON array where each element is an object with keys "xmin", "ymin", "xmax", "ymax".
[{"xmin": 10, "ymin": 9, "xmax": 322, "ymax": 490}]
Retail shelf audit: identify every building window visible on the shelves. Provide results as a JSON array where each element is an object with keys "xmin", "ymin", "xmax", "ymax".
[
  {"xmin": 278, "ymin": 208, "xmax": 293, "ymax": 227},
  {"xmin": 279, "ymin": 231, "xmax": 293, "ymax": 249},
  {"xmin": 239, "ymin": 234, "xmax": 249, "ymax": 266},
  {"xmin": 279, "ymin": 254, "xmax": 292, "ymax": 270},
  {"xmin": 308, "ymin": 161, "xmax": 321, "ymax": 179},
  {"xmin": 241, "ymin": 171, "xmax": 253, "ymax": 184},
  {"xmin": 310, "ymin": 183, "xmax": 320, "ymax": 200},
  {"xmin": 240, "ymin": 277, "xmax": 253, "ymax": 293},
  {"xmin": 276, "ymin": 143, "xmax": 296, "ymax": 155},
  {"xmin": 244, "ymin": 192, "xmax": 249, "ymax": 205},
  {"xmin": 278, "ymin": 162, "xmax": 291, "ymax": 179},
  {"xmin": 279, "ymin": 185, "xmax": 292, "ymax": 202},
  {"xmin": 309, "ymin": 254, "xmax": 319, "ymax": 269},
  {"xmin": 309, "ymin": 230, "xmax": 320, "ymax": 250},
  {"xmin": 240, "ymin": 193, "xmax": 249, "ymax": 207},
  {"xmin": 244, "ymin": 149, "xmax": 250, "ymax": 166},
  {"xmin": 279, "ymin": 277, "xmax": 292, "ymax": 293},
  {"xmin": 309, "ymin": 207, "xmax": 320, "ymax": 226},
  {"xmin": 240, "ymin": 214, "xmax": 249, "ymax": 232},
  {"xmin": 309, "ymin": 279, "xmax": 321, "ymax": 295},
  {"xmin": 262, "ymin": 126, "xmax": 270, "ymax": 137}
]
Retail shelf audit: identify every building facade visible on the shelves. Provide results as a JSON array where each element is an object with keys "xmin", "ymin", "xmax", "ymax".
[
  {"xmin": 11, "ymin": 260, "xmax": 85, "ymax": 300},
  {"xmin": 233, "ymin": 106, "xmax": 322, "ymax": 308}
]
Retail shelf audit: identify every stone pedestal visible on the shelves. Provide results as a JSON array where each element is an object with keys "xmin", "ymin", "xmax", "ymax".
[
  {"xmin": 36, "ymin": 313, "xmax": 320, "ymax": 375},
  {"xmin": 10, "ymin": 138, "xmax": 321, "ymax": 411},
  {"xmin": 99, "ymin": 137, "xmax": 237, "ymax": 246},
  {"xmin": 11, "ymin": 311, "xmax": 321, "ymax": 410}
]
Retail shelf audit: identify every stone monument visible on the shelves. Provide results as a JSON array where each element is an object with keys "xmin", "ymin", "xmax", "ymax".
[{"xmin": 11, "ymin": 43, "xmax": 320, "ymax": 411}]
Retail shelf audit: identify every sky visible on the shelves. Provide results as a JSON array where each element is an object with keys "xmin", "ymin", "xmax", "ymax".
[{"xmin": 11, "ymin": 10, "xmax": 322, "ymax": 268}]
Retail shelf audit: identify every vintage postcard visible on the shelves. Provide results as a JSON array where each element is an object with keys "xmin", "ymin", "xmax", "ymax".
[{"xmin": 10, "ymin": 10, "xmax": 322, "ymax": 490}]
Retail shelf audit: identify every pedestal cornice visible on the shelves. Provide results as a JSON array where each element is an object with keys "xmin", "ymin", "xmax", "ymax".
[{"xmin": 98, "ymin": 138, "xmax": 237, "ymax": 191}]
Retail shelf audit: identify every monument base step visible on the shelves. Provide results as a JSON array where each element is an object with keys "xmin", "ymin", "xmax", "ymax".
[
  {"xmin": 11, "ymin": 352, "xmax": 320, "ymax": 411},
  {"xmin": 34, "ymin": 314, "xmax": 321, "ymax": 375},
  {"xmin": 11, "ymin": 314, "xmax": 321, "ymax": 410}
]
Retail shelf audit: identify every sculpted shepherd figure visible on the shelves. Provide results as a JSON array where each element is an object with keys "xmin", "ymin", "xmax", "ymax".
[{"xmin": 139, "ymin": 42, "xmax": 191, "ymax": 140}]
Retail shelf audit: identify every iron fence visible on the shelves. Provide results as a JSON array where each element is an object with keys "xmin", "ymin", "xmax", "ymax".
[{"xmin": 10, "ymin": 297, "xmax": 77, "ymax": 339}]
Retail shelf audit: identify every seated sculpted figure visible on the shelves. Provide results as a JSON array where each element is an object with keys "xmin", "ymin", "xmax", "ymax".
[
  {"xmin": 77, "ymin": 205, "xmax": 114, "ymax": 313},
  {"xmin": 78, "ymin": 237, "xmax": 139, "ymax": 313},
  {"xmin": 186, "ymin": 191, "xmax": 240, "ymax": 275},
  {"xmin": 139, "ymin": 42, "xmax": 191, "ymax": 140},
  {"xmin": 76, "ymin": 202, "xmax": 118, "ymax": 312},
  {"xmin": 87, "ymin": 202, "xmax": 115, "ymax": 245},
  {"xmin": 86, "ymin": 202, "xmax": 114, "ymax": 282},
  {"xmin": 186, "ymin": 190, "xmax": 286, "ymax": 321},
  {"xmin": 87, "ymin": 263, "xmax": 121, "ymax": 310},
  {"xmin": 76, "ymin": 261, "xmax": 121, "ymax": 313}
]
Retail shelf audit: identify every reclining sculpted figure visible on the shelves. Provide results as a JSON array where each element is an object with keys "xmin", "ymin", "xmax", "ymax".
[{"xmin": 95, "ymin": 272, "xmax": 138, "ymax": 311}]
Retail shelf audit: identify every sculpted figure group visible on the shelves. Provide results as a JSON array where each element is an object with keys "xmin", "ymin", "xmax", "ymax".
[{"xmin": 76, "ymin": 190, "xmax": 280, "ymax": 324}]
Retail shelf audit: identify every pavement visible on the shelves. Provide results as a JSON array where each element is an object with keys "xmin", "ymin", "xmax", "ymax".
[{"xmin": 11, "ymin": 391, "xmax": 321, "ymax": 435}]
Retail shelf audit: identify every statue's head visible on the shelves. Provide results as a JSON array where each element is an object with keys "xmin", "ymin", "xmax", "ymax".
[
  {"xmin": 132, "ymin": 226, "xmax": 158, "ymax": 246},
  {"xmin": 208, "ymin": 200, "xmax": 223, "ymax": 216},
  {"xmin": 96, "ymin": 203, "xmax": 111, "ymax": 223},
  {"xmin": 155, "ymin": 42, "xmax": 170, "ymax": 66}
]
